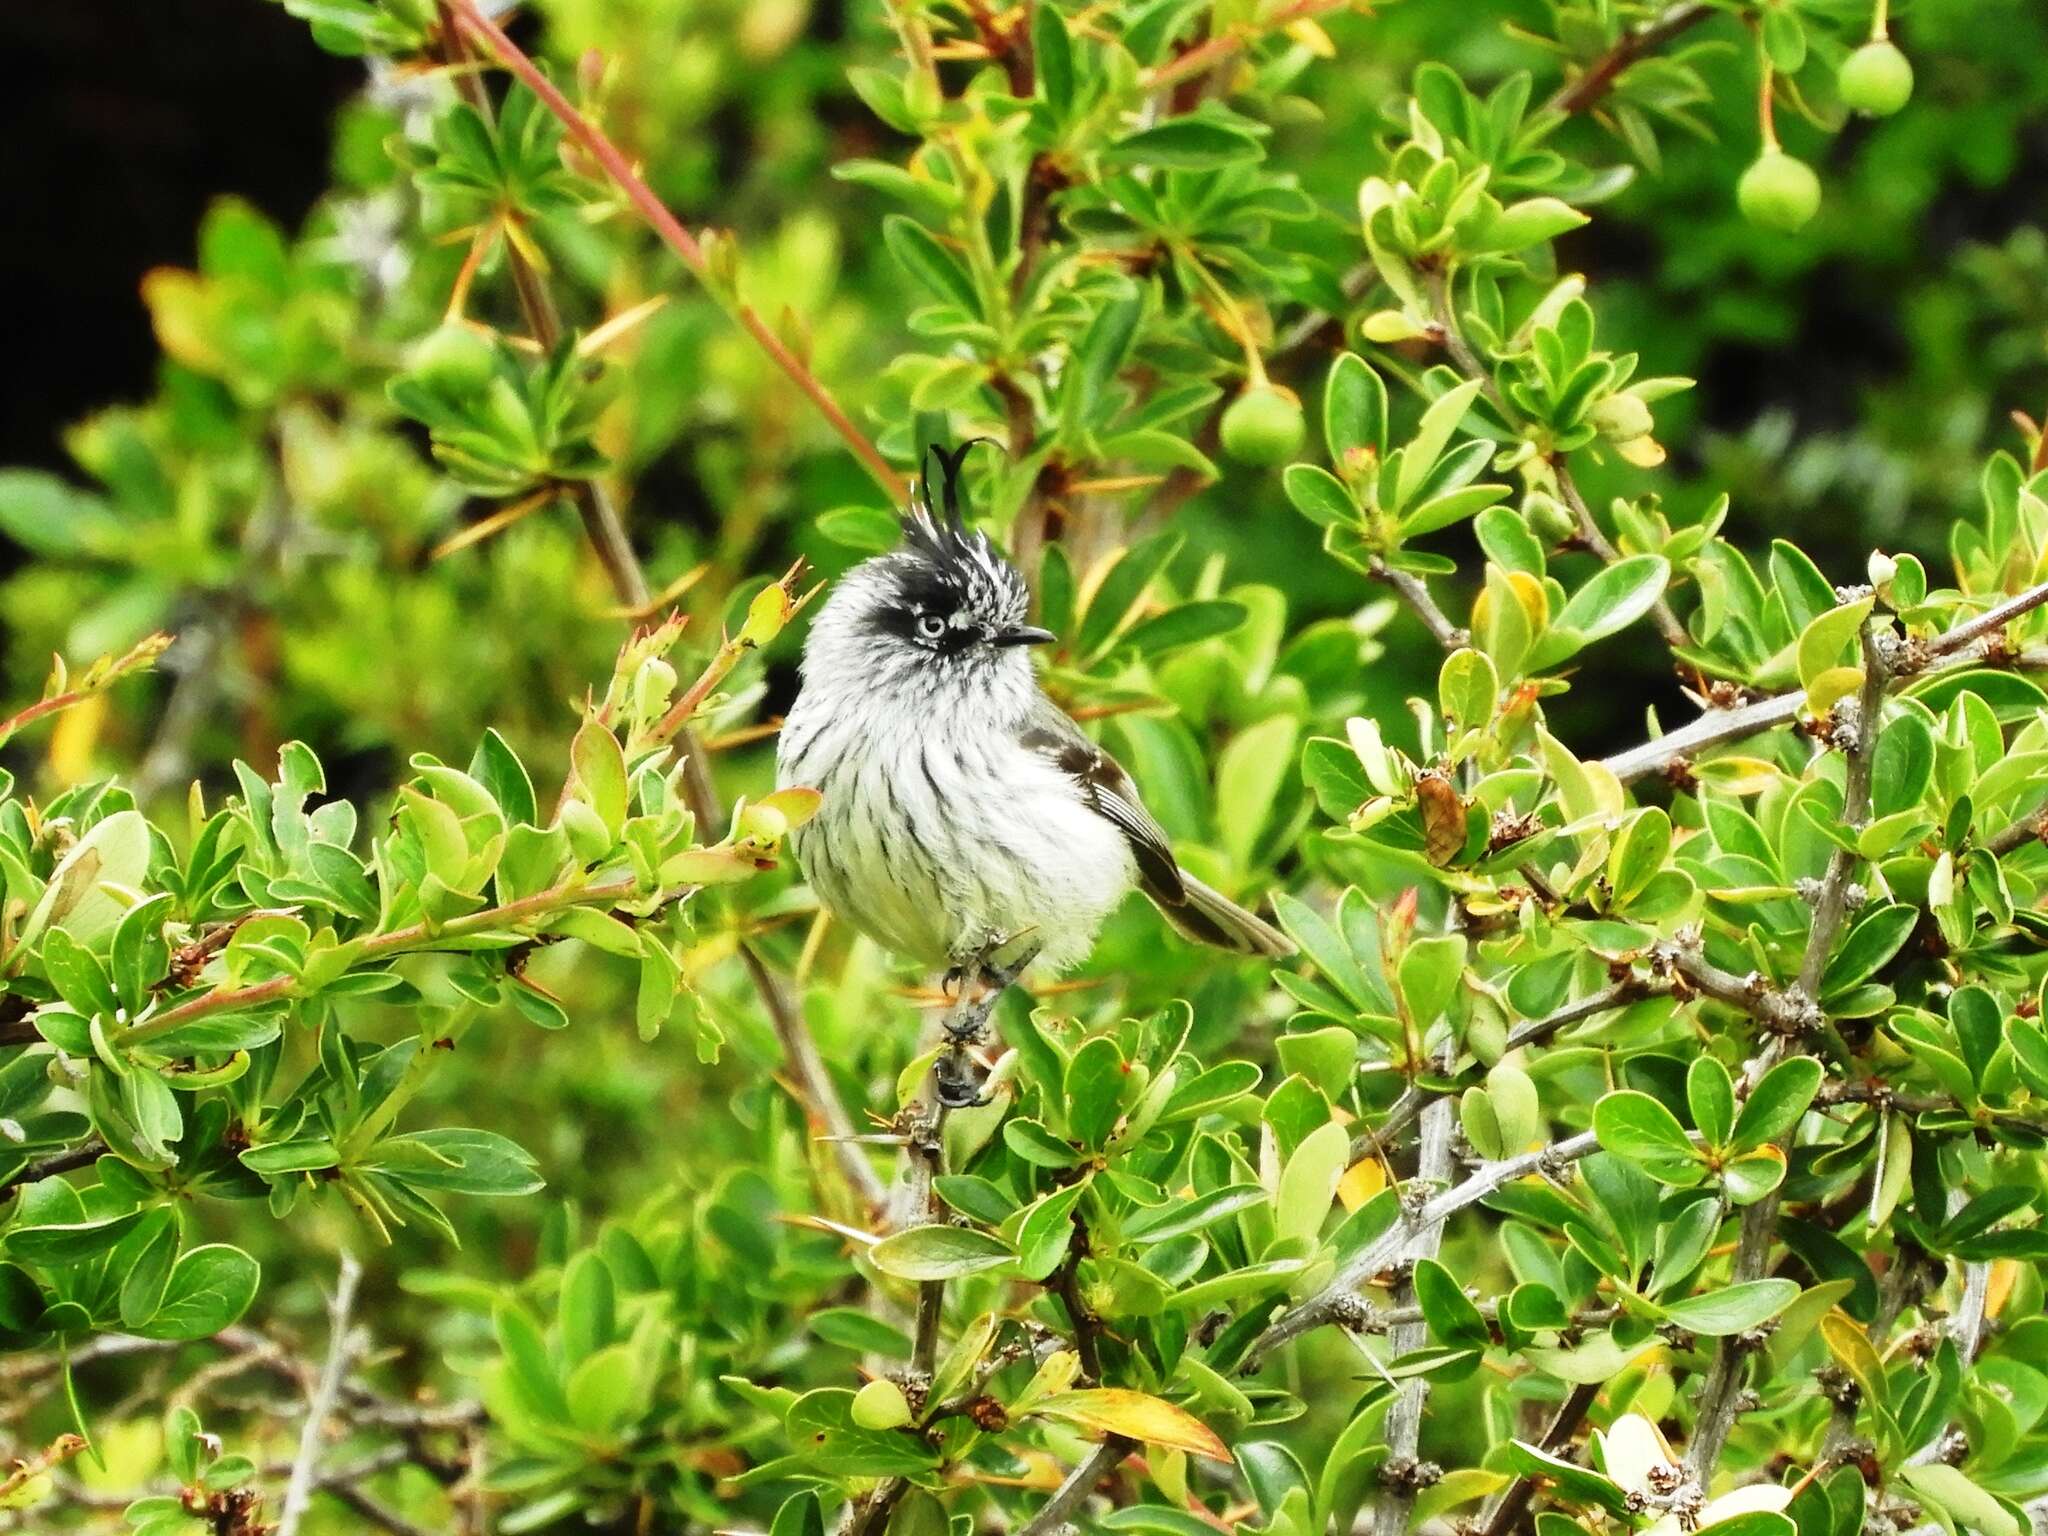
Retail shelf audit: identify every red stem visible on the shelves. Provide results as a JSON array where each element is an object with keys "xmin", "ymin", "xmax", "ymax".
[{"xmin": 446, "ymin": 0, "xmax": 908, "ymax": 501}]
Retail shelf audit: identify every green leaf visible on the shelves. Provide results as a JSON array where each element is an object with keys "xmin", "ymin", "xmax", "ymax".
[
  {"xmin": 1284, "ymin": 464, "xmax": 1357, "ymax": 529},
  {"xmin": 1553, "ymin": 555, "xmax": 1671, "ymax": 647},
  {"xmin": 1413, "ymin": 1257, "xmax": 1489, "ymax": 1347},
  {"xmin": 1065, "ymin": 1035, "xmax": 1128, "ymax": 1149},
  {"xmin": 1396, "ymin": 934, "xmax": 1466, "ymax": 1026},
  {"xmin": 1104, "ymin": 118, "xmax": 1263, "ymax": 169},
  {"xmin": 1498, "ymin": 1441, "xmax": 1630, "ymax": 1519},
  {"xmin": 1898, "ymin": 1465, "xmax": 2020, "ymax": 1536},
  {"xmin": 1688, "ymin": 1057, "xmax": 1735, "ymax": 1147},
  {"xmin": 3, "ymin": 1210, "xmax": 145, "ymax": 1265},
  {"xmin": 868, "ymin": 1225, "xmax": 1015, "ymax": 1281},
  {"xmin": 1323, "ymin": 353, "xmax": 1388, "ymax": 462},
  {"xmin": 882, "ymin": 216, "xmax": 980, "ymax": 313},
  {"xmin": 140, "ymin": 1245, "xmax": 261, "ymax": 1340},
  {"xmin": 1730, "ymin": 1056, "xmax": 1824, "ymax": 1152},
  {"xmin": 1658, "ymin": 1278, "xmax": 1800, "ymax": 1336},
  {"xmin": 1796, "ymin": 597, "xmax": 1875, "ymax": 691},
  {"xmin": 1125, "ymin": 1184, "xmax": 1268, "ymax": 1244},
  {"xmin": 1274, "ymin": 1119, "xmax": 1348, "ymax": 1248},
  {"xmin": 1592, "ymin": 1090, "xmax": 1704, "ymax": 1185},
  {"xmin": 1819, "ymin": 903, "xmax": 1917, "ymax": 997},
  {"xmin": 1393, "ymin": 380, "xmax": 1483, "ymax": 511}
]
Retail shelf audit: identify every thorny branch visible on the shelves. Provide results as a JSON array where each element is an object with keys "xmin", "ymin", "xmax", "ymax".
[
  {"xmin": 1374, "ymin": 1072, "xmax": 1456, "ymax": 1536},
  {"xmin": 1598, "ymin": 583, "xmax": 2048, "ymax": 784},
  {"xmin": 1686, "ymin": 621, "xmax": 1890, "ymax": 1482},
  {"xmin": 1243, "ymin": 1130, "xmax": 1602, "ymax": 1370}
]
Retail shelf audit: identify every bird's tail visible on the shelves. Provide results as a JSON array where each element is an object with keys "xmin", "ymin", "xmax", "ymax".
[{"xmin": 1152, "ymin": 871, "xmax": 1296, "ymax": 959}]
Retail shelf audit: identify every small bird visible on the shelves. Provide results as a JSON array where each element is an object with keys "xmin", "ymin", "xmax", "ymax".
[{"xmin": 776, "ymin": 443, "xmax": 1294, "ymax": 1000}]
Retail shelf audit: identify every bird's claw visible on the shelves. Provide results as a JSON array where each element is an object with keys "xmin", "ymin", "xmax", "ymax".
[{"xmin": 932, "ymin": 935, "xmax": 1041, "ymax": 1105}]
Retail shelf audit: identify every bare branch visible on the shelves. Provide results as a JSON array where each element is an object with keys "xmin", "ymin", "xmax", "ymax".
[
  {"xmin": 278, "ymin": 1251, "xmax": 364, "ymax": 1536},
  {"xmin": 1375, "ymin": 1084, "xmax": 1457, "ymax": 1536},
  {"xmin": 1245, "ymin": 1131, "xmax": 1601, "ymax": 1370},
  {"xmin": 1371, "ymin": 556, "xmax": 1469, "ymax": 650}
]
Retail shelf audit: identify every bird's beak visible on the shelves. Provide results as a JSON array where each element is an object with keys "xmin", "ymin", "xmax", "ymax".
[{"xmin": 992, "ymin": 624, "xmax": 1058, "ymax": 648}]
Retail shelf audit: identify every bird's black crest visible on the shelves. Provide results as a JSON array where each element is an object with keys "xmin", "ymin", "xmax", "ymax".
[{"xmin": 891, "ymin": 439, "xmax": 1030, "ymax": 625}]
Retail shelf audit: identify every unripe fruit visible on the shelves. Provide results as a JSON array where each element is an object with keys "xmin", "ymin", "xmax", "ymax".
[
  {"xmin": 851, "ymin": 1379, "xmax": 913, "ymax": 1430},
  {"xmin": 1838, "ymin": 40, "xmax": 1913, "ymax": 117},
  {"xmin": 1737, "ymin": 150, "xmax": 1822, "ymax": 233},
  {"xmin": 410, "ymin": 324, "xmax": 496, "ymax": 394},
  {"xmin": 1220, "ymin": 386, "xmax": 1306, "ymax": 468}
]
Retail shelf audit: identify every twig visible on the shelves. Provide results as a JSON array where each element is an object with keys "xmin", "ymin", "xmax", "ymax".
[
  {"xmin": 1244, "ymin": 1131, "xmax": 1601, "ymax": 1370},
  {"xmin": 1684, "ymin": 624, "xmax": 1888, "ymax": 1482},
  {"xmin": 1374, "ymin": 1082, "xmax": 1457, "ymax": 1536},
  {"xmin": 1822, "ymin": 1250, "xmax": 1921, "ymax": 1460},
  {"xmin": 1796, "ymin": 619, "xmax": 1890, "ymax": 998},
  {"xmin": 1479, "ymin": 1381, "xmax": 1601, "ymax": 1536},
  {"xmin": 278, "ymin": 1250, "xmax": 364, "ymax": 1536},
  {"xmin": 1543, "ymin": 2, "xmax": 1714, "ymax": 116},
  {"xmin": 740, "ymin": 944, "xmax": 888, "ymax": 1213},
  {"xmin": 1371, "ymin": 556, "xmax": 1468, "ymax": 650},
  {"xmin": 1142, "ymin": 0, "xmax": 1348, "ymax": 91},
  {"xmin": 1597, "ymin": 586, "xmax": 2048, "ymax": 784},
  {"xmin": 1014, "ymin": 1437, "xmax": 1131, "ymax": 1536},
  {"xmin": 437, "ymin": 0, "xmax": 889, "ymax": 1218},
  {"xmin": 1, "ymin": 1141, "xmax": 107, "ymax": 1201},
  {"xmin": 444, "ymin": 0, "xmax": 906, "ymax": 500},
  {"xmin": 1553, "ymin": 469, "xmax": 1690, "ymax": 648},
  {"xmin": 1358, "ymin": 981, "xmax": 1659, "ymax": 1158}
]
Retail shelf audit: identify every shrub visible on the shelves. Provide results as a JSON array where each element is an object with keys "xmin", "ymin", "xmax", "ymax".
[{"xmin": 3, "ymin": 2, "xmax": 2047, "ymax": 1534}]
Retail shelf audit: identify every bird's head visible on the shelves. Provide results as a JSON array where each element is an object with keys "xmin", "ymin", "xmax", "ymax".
[{"xmin": 799, "ymin": 442, "xmax": 1054, "ymax": 702}]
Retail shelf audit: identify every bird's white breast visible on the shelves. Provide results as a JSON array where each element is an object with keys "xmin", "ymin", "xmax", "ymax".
[{"xmin": 777, "ymin": 675, "xmax": 1136, "ymax": 974}]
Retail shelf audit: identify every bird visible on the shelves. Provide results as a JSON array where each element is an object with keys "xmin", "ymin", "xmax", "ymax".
[{"xmin": 775, "ymin": 441, "xmax": 1295, "ymax": 1008}]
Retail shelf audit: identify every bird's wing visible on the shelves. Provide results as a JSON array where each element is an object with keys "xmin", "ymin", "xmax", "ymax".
[{"xmin": 1018, "ymin": 703, "xmax": 1186, "ymax": 906}]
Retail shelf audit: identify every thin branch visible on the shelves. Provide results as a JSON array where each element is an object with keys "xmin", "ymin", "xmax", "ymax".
[
  {"xmin": 1244, "ymin": 1131, "xmax": 1601, "ymax": 1370},
  {"xmin": 1822, "ymin": 1249, "xmax": 1921, "ymax": 1461},
  {"xmin": 1375, "ymin": 1084, "xmax": 1457, "ymax": 1536},
  {"xmin": 1142, "ymin": 0, "xmax": 1348, "ymax": 91},
  {"xmin": 1685, "ymin": 624, "xmax": 1888, "ymax": 1482},
  {"xmin": 1922, "ymin": 579, "xmax": 2048, "ymax": 658},
  {"xmin": 1597, "ymin": 587, "xmax": 2048, "ymax": 785},
  {"xmin": 1371, "ymin": 556, "xmax": 1468, "ymax": 650},
  {"xmin": 1480, "ymin": 1381, "xmax": 1601, "ymax": 1536},
  {"xmin": 1358, "ymin": 981, "xmax": 1659, "ymax": 1159},
  {"xmin": 1796, "ymin": 619, "xmax": 1889, "ymax": 998},
  {"xmin": 1553, "ymin": 469, "xmax": 1689, "ymax": 648},
  {"xmin": 278, "ymin": 1250, "xmax": 364, "ymax": 1536},
  {"xmin": 1014, "ymin": 1437, "xmax": 1131, "ymax": 1536},
  {"xmin": 445, "ymin": 0, "xmax": 906, "ymax": 500},
  {"xmin": 740, "ymin": 944, "xmax": 888, "ymax": 1213},
  {"xmin": 1, "ymin": 1141, "xmax": 107, "ymax": 1201},
  {"xmin": 1543, "ymin": 3, "xmax": 1714, "ymax": 116}
]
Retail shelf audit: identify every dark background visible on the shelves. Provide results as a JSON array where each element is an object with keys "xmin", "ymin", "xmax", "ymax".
[{"xmin": 0, "ymin": 2, "xmax": 356, "ymax": 472}]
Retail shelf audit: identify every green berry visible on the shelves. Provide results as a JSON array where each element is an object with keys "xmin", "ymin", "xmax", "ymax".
[
  {"xmin": 1737, "ymin": 150, "xmax": 1822, "ymax": 233},
  {"xmin": 1220, "ymin": 386, "xmax": 1306, "ymax": 468},
  {"xmin": 411, "ymin": 324, "xmax": 496, "ymax": 394},
  {"xmin": 1838, "ymin": 40, "xmax": 1914, "ymax": 117},
  {"xmin": 1524, "ymin": 493, "xmax": 1577, "ymax": 546}
]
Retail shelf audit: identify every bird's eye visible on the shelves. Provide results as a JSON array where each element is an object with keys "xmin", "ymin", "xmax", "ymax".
[{"xmin": 915, "ymin": 613, "xmax": 948, "ymax": 641}]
